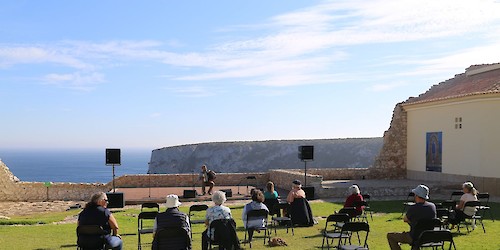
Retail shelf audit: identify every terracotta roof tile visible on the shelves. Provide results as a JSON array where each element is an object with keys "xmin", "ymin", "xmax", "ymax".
[{"xmin": 404, "ymin": 63, "xmax": 500, "ymax": 105}]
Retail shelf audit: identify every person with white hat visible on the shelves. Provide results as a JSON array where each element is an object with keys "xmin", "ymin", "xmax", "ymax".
[
  {"xmin": 387, "ymin": 184, "xmax": 436, "ymax": 250},
  {"xmin": 153, "ymin": 194, "xmax": 191, "ymax": 249}
]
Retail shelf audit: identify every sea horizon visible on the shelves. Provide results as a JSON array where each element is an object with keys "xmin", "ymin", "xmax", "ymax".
[{"xmin": 0, "ymin": 148, "xmax": 152, "ymax": 183}]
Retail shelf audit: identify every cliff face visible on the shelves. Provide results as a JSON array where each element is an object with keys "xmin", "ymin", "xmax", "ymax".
[{"xmin": 148, "ymin": 138, "xmax": 383, "ymax": 174}]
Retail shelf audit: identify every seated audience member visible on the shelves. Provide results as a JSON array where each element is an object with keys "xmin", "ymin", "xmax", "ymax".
[
  {"xmin": 286, "ymin": 179, "xmax": 306, "ymax": 203},
  {"xmin": 153, "ymin": 194, "xmax": 191, "ymax": 249},
  {"xmin": 242, "ymin": 190, "xmax": 269, "ymax": 242},
  {"xmin": 448, "ymin": 181, "xmax": 478, "ymax": 227},
  {"xmin": 202, "ymin": 191, "xmax": 239, "ymax": 250},
  {"xmin": 343, "ymin": 184, "xmax": 364, "ymax": 217},
  {"xmin": 264, "ymin": 181, "xmax": 279, "ymax": 200},
  {"xmin": 387, "ymin": 185, "xmax": 436, "ymax": 250},
  {"xmin": 78, "ymin": 192, "xmax": 123, "ymax": 250}
]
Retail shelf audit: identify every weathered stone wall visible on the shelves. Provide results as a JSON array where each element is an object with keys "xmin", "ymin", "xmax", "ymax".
[
  {"xmin": 369, "ymin": 103, "xmax": 407, "ymax": 179},
  {"xmin": 290, "ymin": 168, "xmax": 370, "ymax": 180},
  {"xmin": 113, "ymin": 173, "xmax": 269, "ymax": 188},
  {"xmin": 0, "ymin": 160, "xmax": 109, "ymax": 201}
]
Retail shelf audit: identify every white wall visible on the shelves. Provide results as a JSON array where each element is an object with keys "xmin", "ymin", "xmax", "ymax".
[{"xmin": 405, "ymin": 94, "xmax": 500, "ymax": 178}]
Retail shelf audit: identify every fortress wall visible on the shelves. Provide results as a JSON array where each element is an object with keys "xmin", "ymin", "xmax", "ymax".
[
  {"xmin": 0, "ymin": 160, "xmax": 109, "ymax": 201},
  {"xmin": 369, "ymin": 103, "xmax": 407, "ymax": 179}
]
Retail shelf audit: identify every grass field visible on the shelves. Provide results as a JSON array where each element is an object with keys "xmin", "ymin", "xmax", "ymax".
[{"xmin": 0, "ymin": 200, "xmax": 499, "ymax": 250}]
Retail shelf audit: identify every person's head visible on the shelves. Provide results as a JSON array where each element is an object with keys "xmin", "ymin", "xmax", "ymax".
[
  {"xmin": 252, "ymin": 189, "xmax": 265, "ymax": 203},
  {"xmin": 165, "ymin": 194, "xmax": 182, "ymax": 208},
  {"xmin": 292, "ymin": 179, "xmax": 302, "ymax": 190},
  {"xmin": 348, "ymin": 184, "xmax": 360, "ymax": 195},
  {"xmin": 212, "ymin": 190, "xmax": 227, "ymax": 206},
  {"xmin": 201, "ymin": 165, "xmax": 207, "ymax": 171},
  {"xmin": 86, "ymin": 192, "xmax": 108, "ymax": 208},
  {"xmin": 462, "ymin": 182, "xmax": 478, "ymax": 195},
  {"xmin": 266, "ymin": 181, "xmax": 275, "ymax": 192},
  {"xmin": 412, "ymin": 184, "xmax": 430, "ymax": 202}
]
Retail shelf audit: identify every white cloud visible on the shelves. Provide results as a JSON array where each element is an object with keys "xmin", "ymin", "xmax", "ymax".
[
  {"xmin": 43, "ymin": 72, "xmax": 105, "ymax": 91},
  {"xmin": 165, "ymin": 85, "xmax": 219, "ymax": 97},
  {"xmin": 366, "ymin": 81, "xmax": 408, "ymax": 92}
]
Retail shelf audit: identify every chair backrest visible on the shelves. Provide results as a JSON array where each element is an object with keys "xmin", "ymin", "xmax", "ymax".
[
  {"xmin": 477, "ymin": 193, "xmax": 490, "ymax": 203},
  {"xmin": 450, "ymin": 191, "xmax": 464, "ymax": 201},
  {"xmin": 353, "ymin": 200, "xmax": 368, "ymax": 207},
  {"xmin": 264, "ymin": 198, "xmax": 279, "ymax": 216},
  {"xmin": 436, "ymin": 208, "xmax": 449, "ymax": 220},
  {"xmin": 141, "ymin": 202, "xmax": 160, "ymax": 212},
  {"xmin": 406, "ymin": 192, "xmax": 415, "ymax": 201},
  {"xmin": 339, "ymin": 222, "xmax": 369, "ymax": 248},
  {"xmin": 361, "ymin": 194, "xmax": 371, "ymax": 201},
  {"xmin": 441, "ymin": 200, "xmax": 456, "ymax": 210},
  {"xmin": 209, "ymin": 219, "xmax": 240, "ymax": 249},
  {"xmin": 138, "ymin": 211, "xmax": 158, "ymax": 230},
  {"xmin": 464, "ymin": 200, "xmax": 481, "ymax": 208},
  {"xmin": 189, "ymin": 204, "xmax": 209, "ymax": 213},
  {"xmin": 76, "ymin": 225, "xmax": 107, "ymax": 249},
  {"xmin": 338, "ymin": 207, "xmax": 357, "ymax": 219},
  {"xmin": 324, "ymin": 213, "xmax": 350, "ymax": 231},
  {"xmin": 152, "ymin": 227, "xmax": 190, "ymax": 250},
  {"xmin": 414, "ymin": 230, "xmax": 455, "ymax": 249},
  {"xmin": 246, "ymin": 209, "xmax": 269, "ymax": 227}
]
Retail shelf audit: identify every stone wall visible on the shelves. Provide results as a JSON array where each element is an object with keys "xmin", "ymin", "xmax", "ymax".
[
  {"xmin": 113, "ymin": 173, "xmax": 269, "ymax": 188},
  {"xmin": 290, "ymin": 168, "xmax": 370, "ymax": 180},
  {"xmin": 369, "ymin": 103, "xmax": 407, "ymax": 179},
  {"xmin": 0, "ymin": 160, "xmax": 109, "ymax": 201},
  {"xmin": 269, "ymin": 169, "xmax": 323, "ymax": 194}
]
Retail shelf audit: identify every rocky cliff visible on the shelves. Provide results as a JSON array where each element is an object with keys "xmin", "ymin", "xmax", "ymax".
[{"xmin": 148, "ymin": 138, "xmax": 383, "ymax": 174}]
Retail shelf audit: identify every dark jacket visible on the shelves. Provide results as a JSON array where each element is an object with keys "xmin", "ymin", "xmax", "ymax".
[
  {"xmin": 153, "ymin": 208, "xmax": 191, "ymax": 249},
  {"xmin": 289, "ymin": 198, "xmax": 315, "ymax": 227},
  {"xmin": 210, "ymin": 219, "xmax": 241, "ymax": 250}
]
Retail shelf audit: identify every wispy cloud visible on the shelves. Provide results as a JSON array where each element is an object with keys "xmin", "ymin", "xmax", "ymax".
[
  {"xmin": 165, "ymin": 85, "xmax": 220, "ymax": 97},
  {"xmin": 42, "ymin": 72, "xmax": 105, "ymax": 91}
]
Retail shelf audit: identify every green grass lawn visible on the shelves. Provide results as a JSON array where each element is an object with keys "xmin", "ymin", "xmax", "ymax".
[{"xmin": 1, "ymin": 200, "xmax": 499, "ymax": 249}]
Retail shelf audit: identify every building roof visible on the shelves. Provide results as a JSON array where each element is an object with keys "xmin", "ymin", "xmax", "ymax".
[{"xmin": 403, "ymin": 63, "xmax": 500, "ymax": 106}]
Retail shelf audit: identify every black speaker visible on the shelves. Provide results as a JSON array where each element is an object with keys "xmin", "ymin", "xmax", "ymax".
[
  {"xmin": 220, "ymin": 189, "xmax": 232, "ymax": 197},
  {"xmin": 183, "ymin": 190, "xmax": 196, "ymax": 198},
  {"xmin": 106, "ymin": 149, "xmax": 121, "ymax": 165},
  {"xmin": 298, "ymin": 146, "xmax": 314, "ymax": 161},
  {"xmin": 106, "ymin": 192, "xmax": 125, "ymax": 208},
  {"xmin": 303, "ymin": 186, "xmax": 315, "ymax": 200}
]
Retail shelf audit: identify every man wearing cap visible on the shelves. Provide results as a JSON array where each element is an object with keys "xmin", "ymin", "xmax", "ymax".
[
  {"xmin": 387, "ymin": 184, "xmax": 436, "ymax": 250},
  {"xmin": 153, "ymin": 194, "xmax": 191, "ymax": 249}
]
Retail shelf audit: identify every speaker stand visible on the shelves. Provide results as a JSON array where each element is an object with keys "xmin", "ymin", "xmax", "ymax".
[
  {"xmin": 112, "ymin": 164, "xmax": 116, "ymax": 193},
  {"xmin": 303, "ymin": 161, "xmax": 307, "ymax": 187}
]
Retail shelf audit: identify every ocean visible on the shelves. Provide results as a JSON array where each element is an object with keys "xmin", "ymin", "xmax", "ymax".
[{"xmin": 0, "ymin": 148, "xmax": 151, "ymax": 183}]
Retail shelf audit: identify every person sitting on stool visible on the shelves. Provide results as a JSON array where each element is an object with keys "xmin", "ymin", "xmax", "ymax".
[{"xmin": 199, "ymin": 165, "xmax": 215, "ymax": 195}]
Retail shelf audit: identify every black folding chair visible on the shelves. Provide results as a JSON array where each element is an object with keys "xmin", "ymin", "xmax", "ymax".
[
  {"xmin": 321, "ymin": 213, "xmax": 350, "ymax": 249},
  {"xmin": 477, "ymin": 193, "xmax": 494, "ymax": 221},
  {"xmin": 361, "ymin": 194, "xmax": 374, "ymax": 221},
  {"xmin": 402, "ymin": 192, "xmax": 416, "ymax": 216},
  {"xmin": 458, "ymin": 200, "xmax": 485, "ymax": 233},
  {"xmin": 152, "ymin": 227, "xmax": 190, "ymax": 250},
  {"xmin": 450, "ymin": 191, "xmax": 464, "ymax": 202},
  {"xmin": 271, "ymin": 202, "xmax": 294, "ymax": 235},
  {"xmin": 76, "ymin": 225, "xmax": 108, "ymax": 250},
  {"xmin": 337, "ymin": 222, "xmax": 369, "ymax": 250},
  {"xmin": 188, "ymin": 204, "xmax": 208, "ymax": 237},
  {"xmin": 138, "ymin": 211, "xmax": 159, "ymax": 250},
  {"xmin": 141, "ymin": 202, "xmax": 160, "ymax": 212},
  {"xmin": 353, "ymin": 200, "xmax": 369, "ymax": 223},
  {"xmin": 208, "ymin": 219, "xmax": 240, "ymax": 250},
  {"xmin": 338, "ymin": 207, "xmax": 358, "ymax": 221},
  {"xmin": 413, "ymin": 230, "xmax": 456, "ymax": 250},
  {"xmin": 244, "ymin": 209, "xmax": 270, "ymax": 248}
]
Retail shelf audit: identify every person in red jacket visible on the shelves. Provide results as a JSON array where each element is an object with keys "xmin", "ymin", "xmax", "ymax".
[{"xmin": 343, "ymin": 184, "xmax": 364, "ymax": 216}]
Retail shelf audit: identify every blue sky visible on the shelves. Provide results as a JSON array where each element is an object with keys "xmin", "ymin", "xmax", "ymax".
[{"xmin": 1, "ymin": 0, "xmax": 500, "ymax": 150}]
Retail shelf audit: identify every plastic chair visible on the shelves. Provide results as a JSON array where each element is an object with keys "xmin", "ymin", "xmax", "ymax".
[
  {"xmin": 361, "ymin": 194, "xmax": 374, "ymax": 221},
  {"xmin": 321, "ymin": 213, "xmax": 350, "ymax": 249},
  {"xmin": 477, "ymin": 193, "xmax": 494, "ymax": 221},
  {"xmin": 337, "ymin": 222, "xmax": 370, "ymax": 250},
  {"xmin": 401, "ymin": 192, "xmax": 416, "ymax": 216},
  {"xmin": 413, "ymin": 230, "xmax": 456, "ymax": 250},
  {"xmin": 76, "ymin": 225, "xmax": 107, "ymax": 250},
  {"xmin": 243, "ymin": 209, "xmax": 270, "ymax": 248},
  {"xmin": 271, "ymin": 202, "xmax": 294, "ymax": 235},
  {"xmin": 152, "ymin": 227, "xmax": 190, "ymax": 250},
  {"xmin": 138, "ymin": 211, "xmax": 159, "ymax": 250}
]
